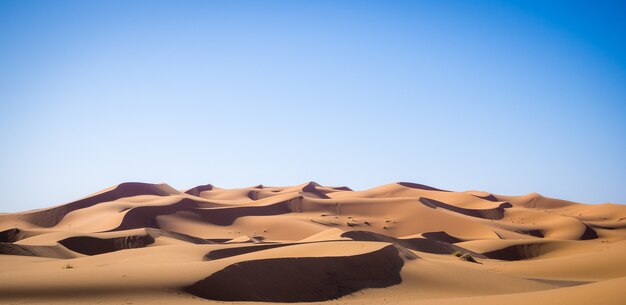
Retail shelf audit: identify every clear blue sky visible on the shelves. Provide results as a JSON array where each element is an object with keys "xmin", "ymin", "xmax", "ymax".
[{"xmin": 1, "ymin": 0, "xmax": 625, "ymax": 212}]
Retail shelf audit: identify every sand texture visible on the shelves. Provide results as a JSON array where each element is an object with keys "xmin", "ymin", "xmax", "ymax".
[{"xmin": 1, "ymin": 181, "xmax": 625, "ymax": 304}]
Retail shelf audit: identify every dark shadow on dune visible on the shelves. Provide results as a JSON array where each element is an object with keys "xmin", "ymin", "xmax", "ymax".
[
  {"xmin": 525, "ymin": 278, "xmax": 591, "ymax": 287},
  {"xmin": 471, "ymin": 193, "xmax": 499, "ymax": 202},
  {"xmin": 185, "ymin": 184, "xmax": 213, "ymax": 197},
  {"xmin": 302, "ymin": 182, "xmax": 330, "ymax": 199},
  {"xmin": 0, "ymin": 228, "xmax": 21, "ymax": 243},
  {"xmin": 20, "ymin": 183, "xmax": 175, "ymax": 228},
  {"xmin": 0, "ymin": 243, "xmax": 75, "ymax": 259},
  {"xmin": 145, "ymin": 228, "xmax": 216, "ymax": 244},
  {"xmin": 340, "ymin": 230, "xmax": 484, "ymax": 258},
  {"xmin": 421, "ymin": 231, "xmax": 463, "ymax": 243},
  {"xmin": 248, "ymin": 190, "xmax": 259, "ymax": 200},
  {"xmin": 331, "ymin": 186, "xmax": 353, "ymax": 191},
  {"xmin": 398, "ymin": 182, "xmax": 448, "ymax": 192},
  {"xmin": 580, "ymin": 224, "xmax": 598, "ymax": 240},
  {"xmin": 206, "ymin": 238, "xmax": 232, "ymax": 243},
  {"xmin": 204, "ymin": 244, "xmax": 292, "ymax": 260},
  {"xmin": 185, "ymin": 245, "xmax": 404, "ymax": 302},
  {"xmin": 523, "ymin": 229, "xmax": 544, "ymax": 238},
  {"xmin": 419, "ymin": 197, "xmax": 511, "ymax": 220},
  {"xmin": 482, "ymin": 243, "xmax": 547, "ymax": 261},
  {"xmin": 58, "ymin": 235, "xmax": 155, "ymax": 256}
]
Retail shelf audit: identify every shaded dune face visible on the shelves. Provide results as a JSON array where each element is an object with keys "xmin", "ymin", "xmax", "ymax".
[
  {"xmin": 0, "ymin": 228, "xmax": 21, "ymax": 242},
  {"xmin": 481, "ymin": 242, "xmax": 558, "ymax": 261},
  {"xmin": 184, "ymin": 183, "xmax": 213, "ymax": 196},
  {"xmin": 301, "ymin": 181, "xmax": 331, "ymax": 199},
  {"xmin": 419, "ymin": 197, "xmax": 511, "ymax": 220},
  {"xmin": 341, "ymin": 230, "xmax": 484, "ymax": 257},
  {"xmin": 421, "ymin": 231, "xmax": 464, "ymax": 243},
  {"xmin": 0, "ymin": 243, "xmax": 75, "ymax": 259},
  {"xmin": 144, "ymin": 228, "xmax": 216, "ymax": 244},
  {"xmin": 204, "ymin": 243, "xmax": 292, "ymax": 260},
  {"xmin": 471, "ymin": 193, "xmax": 499, "ymax": 202},
  {"xmin": 58, "ymin": 235, "xmax": 155, "ymax": 256},
  {"xmin": 580, "ymin": 225, "xmax": 598, "ymax": 240},
  {"xmin": 398, "ymin": 182, "xmax": 449, "ymax": 192},
  {"xmin": 185, "ymin": 245, "xmax": 404, "ymax": 302}
]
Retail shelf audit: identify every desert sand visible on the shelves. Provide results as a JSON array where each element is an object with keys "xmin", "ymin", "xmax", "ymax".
[{"xmin": 1, "ymin": 181, "xmax": 625, "ymax": 304}]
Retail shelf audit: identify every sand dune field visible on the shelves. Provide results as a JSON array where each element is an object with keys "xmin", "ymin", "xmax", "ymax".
[{"xmin": 1, "ymin": 181, "xmax": 625, "ymax": 304}]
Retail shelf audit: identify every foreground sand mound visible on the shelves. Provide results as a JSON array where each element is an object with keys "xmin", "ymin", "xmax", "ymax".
[
  {"xmin": 185, "ymin": 244, "xmax": 403, "ymax": 302},
  {"xmin": 0, "ymin": 181, "xmax": 624, "ymax": 304}
]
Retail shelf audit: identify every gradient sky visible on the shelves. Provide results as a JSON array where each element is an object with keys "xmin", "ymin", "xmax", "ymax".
[{"xmin": 1, "ymin": 0, "xmax": 625, "ymax": 212}]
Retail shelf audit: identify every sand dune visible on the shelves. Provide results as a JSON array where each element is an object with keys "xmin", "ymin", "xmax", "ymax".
[
  {"xmin": 187, "ymin": 244, "xmax": 403, "ymax": 302},
  {"xmin": 0, "ymin": 181, "xmax": 624, "ymax": 304},
  {"xmin": 13, "ymin": 182, "xmax": 179, "ymax": 228}
]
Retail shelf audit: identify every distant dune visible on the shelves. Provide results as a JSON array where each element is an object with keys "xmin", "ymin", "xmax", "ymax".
[{"xmin": 0, "ymin": 181, "xmax": 625, "ymax": 304}]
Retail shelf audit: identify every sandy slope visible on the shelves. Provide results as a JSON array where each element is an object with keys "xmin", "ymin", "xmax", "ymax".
[{"xmin": 0, "ymin": 181, "xmax": 624, "ymax": 304}]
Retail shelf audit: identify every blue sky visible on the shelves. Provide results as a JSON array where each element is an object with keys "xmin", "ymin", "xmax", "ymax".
[{"xmin": 1, "ymin": 0, "xmax": 625, "ymax": 212}]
